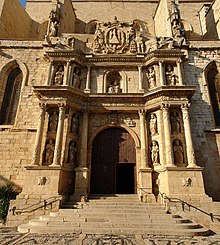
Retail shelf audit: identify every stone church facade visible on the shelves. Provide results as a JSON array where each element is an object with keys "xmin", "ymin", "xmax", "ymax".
[{"xmin": 0, "ymin": 0, "xmax": 220, "ymax": 225}]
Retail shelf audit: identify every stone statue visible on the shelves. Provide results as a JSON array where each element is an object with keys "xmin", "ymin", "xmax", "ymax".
[
  {"xmin": 54, "ymin": 65, "xmax": 64, "ymax": 85},
  {"xmin": 135, "ymin": 33, "xmax": 144, "ymax": 53},
  {"xmin": 73, "ymin": 67, "xmax": 81, "ymax": 89},
  {"xmin": 45, "ymin": 139, "xmax": 55, "ymax": 165},
  {"xmin": 147, "ymin": 66, "xmax": 156, "ymax": 89},
  {"xmin": 130, "ymin": 39, "xmax": 137, "ymax": 53},
  {"xmin": 49, "ymin": 21, "xmax": 59, "ymax": 37},
  {"xmin": 107, "ymin": 81, "xmax": 121, "ymax": 94},
  {"xmin": 71, "ymin": 113, "xmax": 80, "ymax": 135},
  {"xmin": 68, "ymin": 141, "xmax": 77, "ymax": 165},
  {"xmin": 151, "ymin": 141, "xmax": 159, "ymax": 165},
  {"xmin": 49, "ymin": 111, "xmax": 58, "ymax": 132},
  {"xmin": 172, "ymin": 19, "xmax": 183, "ymax": 38},
  {"xmin": 170, "ymin": 111, "xmax": 181, "ymax": 133},
  {"xmin": 173, "ymin": 139, "xmax": 184, "ymax": 165},
  {"xmin": 149, "ymin": 113, "xmax": 157, "ymax": 135},
  {"xmin": 165, "ymin": 64, "xmax": 178, "ymax": 85}
]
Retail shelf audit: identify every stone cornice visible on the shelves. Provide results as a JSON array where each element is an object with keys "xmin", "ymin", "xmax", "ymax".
[{"xmin": 33, "ymin": 85, "xmax": 196, "ymax": 111}]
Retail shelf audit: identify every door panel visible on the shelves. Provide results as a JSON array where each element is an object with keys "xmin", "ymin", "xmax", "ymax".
[{"xmin": 90, "ymin": 128, "xmax": 136, "ymax": 194}]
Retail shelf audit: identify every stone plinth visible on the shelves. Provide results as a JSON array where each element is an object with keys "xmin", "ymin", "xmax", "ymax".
[
  {"xmin": 138, "ymin": 168, "xmax": 155, "ymax": 202},
  {"xmin": 158, "ymin": 167, "xmax": 211, "ymax": 203}
]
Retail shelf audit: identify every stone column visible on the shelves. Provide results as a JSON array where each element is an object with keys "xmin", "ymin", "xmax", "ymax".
[
  {"xmin": 138, "ymin": 66, "xmax": 144, "ymax": 92},
  {"xmin": 79, "ymin": 110, "xmax": 89, "ymax": 167},
  {"xmin": 64, "ymin": 60, "xmax": 71, "ymax": 85},
  {"xmin": 84, "ymin": 65, "xmax": 91, "ymax": 93},
  {"xmin": 32, "ymin": 103, "xmax": 46, "ymax": 165},
  {"xmin": 161, "ymin": 104, "xmax": 175, "ymax": 167},
  {"xmin": 159, "ymin": 61, "xmax": 165, "ymax": 86},
  {"xmin": 138, "ymin": 109, "xmax": 149, "ymax": 168},
  {"xmin": 177, "ymin": 60, "xmax": 183, "ymax": 85},
  {"xmin": 181, "ymin": 103, "xmax": 197, "ymax": 167},
  {"xmin": 52, "ymin": 104, "xmax": 66, "ymax": 166}
]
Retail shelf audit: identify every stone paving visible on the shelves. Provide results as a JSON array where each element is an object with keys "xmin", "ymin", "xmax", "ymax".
[{"xmin": 0, "ymin": 227, "xmax": 220, "ymax": 245}]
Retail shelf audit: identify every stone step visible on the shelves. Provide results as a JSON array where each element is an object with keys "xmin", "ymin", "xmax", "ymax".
[
  {"xmin": 39, "ymin": 215, "xmax": 191, "ymax": 224},
  {"xmin": 18, "ymin": 224, "xmax": 210, "ymax": 236}
]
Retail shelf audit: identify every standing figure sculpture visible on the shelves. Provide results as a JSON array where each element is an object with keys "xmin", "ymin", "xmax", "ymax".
[
  {"xmin": 170, "ymin": 111, "xmax": 181, "ymax": 133},
  {"xmin": 135, "ymin": 33, "xmax": 144, "ymax": 53},
  {"xmin": 68, "ymin": 141, "xmax": 77, "ymax": 165},
  {"xmin": 173, "ymin": 139, "xmax": 184, "ymax": 165},
  {"xmin": 73, "ymin": 67, "xmax": 81, "ymax": 89},
  {"xmin": 165, "ymin": 64, "xmax": 178, "ymax": 85},
  {"xmin": 151, "ymin": 141, "xmax": 160, "ymax": 165},
  {"xmin": 149, "ymin": 113, "xmax": 157, "ymax": 136},
  {"xmin": 45, "ymin": 139, "xmax": 55, "ymax": 165},
  {"xmin": 147, "ymin": 66, "xmax": 156, "ymax": 89},
  {"xmin": 49, "ymin": 111, "xmax": 58, "ymax": 132},
  {"xmin": 54, "ymin": 65, "xmax": 64, "ymax": 85},
  {"xmin": 71, "ymin": 113, "xmax": 80, "ymax": 135}
]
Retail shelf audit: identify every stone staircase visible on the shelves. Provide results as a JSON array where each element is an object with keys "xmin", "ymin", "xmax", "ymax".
[{"xmin": 18, "ymin": 194, "xmax": 211, "ymax": 236}]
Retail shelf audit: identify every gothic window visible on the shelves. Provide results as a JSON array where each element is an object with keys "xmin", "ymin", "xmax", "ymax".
[
  {"xmin": 207, "ymin": 65, "xmax": 220, "ymax": 127},
  {"xmin": 0, "ymin": 68, "xmax": 22, "ymax": 125}
]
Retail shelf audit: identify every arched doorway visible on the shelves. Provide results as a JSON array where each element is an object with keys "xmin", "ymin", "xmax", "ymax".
[{"xmin": 90, "ymin": 127, "xmax": 136, "ymax": 194}]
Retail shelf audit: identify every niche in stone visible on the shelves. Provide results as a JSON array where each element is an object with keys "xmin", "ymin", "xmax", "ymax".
[
  {"xmin": 170, "ymin": 111, "xmax": 181, "ymax": 134},
  {"xmin": 165, "ymin": 64, "xmax": 178, "ymax": 85},
  {"xmin": 68, "ymin": 140, "xmax": 77, "ymax": 166},
  {"xmin": 72, "ymin": 67, "xmax": 81, "ymax": 89},
  {"xmin": 70, "ymin": 113, "xmax": 80, "ymax": 136},
  {"xmin": 106, "ymin": 71, "xmax": 122, "ymax": 93},
  {"xmin": 48, "ymin": 110, "xmax": 58, "ymax": 132}
]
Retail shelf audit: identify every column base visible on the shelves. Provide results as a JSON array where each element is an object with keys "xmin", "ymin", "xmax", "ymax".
[{"xmin": 84, "ymin": 89, "xmax": 91, "ymax": 93}]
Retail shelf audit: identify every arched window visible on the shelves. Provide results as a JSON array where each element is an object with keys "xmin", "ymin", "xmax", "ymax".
[
  {"xmin": 207, "ymin": 64, "xmax": 220, "ymax": 127},
  {"xmin": 0, "ymin": 68, "xmax": 22, "ymax": 125}
]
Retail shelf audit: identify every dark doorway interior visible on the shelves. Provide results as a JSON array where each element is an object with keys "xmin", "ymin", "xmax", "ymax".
[
  {"xmin": 116, "ymin": 163, "xmax": 135, "ymax": 194},
  {"xmin": 90, "ymin": 127, "xmax": 136, "ymax": 194}
]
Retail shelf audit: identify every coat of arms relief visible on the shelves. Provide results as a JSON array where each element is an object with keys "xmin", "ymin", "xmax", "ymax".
[{"xmin": 92, "ymin": 17, "xmax": 152, "ymax": 55}]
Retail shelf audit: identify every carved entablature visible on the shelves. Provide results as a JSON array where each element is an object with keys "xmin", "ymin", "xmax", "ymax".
[{"xmin": 92, "ymin": 17, "xmax": 150, "ymax": 55}]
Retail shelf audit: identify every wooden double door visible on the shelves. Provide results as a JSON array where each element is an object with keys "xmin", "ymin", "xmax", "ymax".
[{"xmin": 90, "ymin": 128, "xmax": 136, "ymax": 194}]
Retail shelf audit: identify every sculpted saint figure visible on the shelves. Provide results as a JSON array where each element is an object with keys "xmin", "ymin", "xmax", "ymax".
[
  {"xmin": 170, "ymin": 111, "xmax": 181, "ymax": 133},
  {"xmin": 135, "ymin": 33, "xmax": 144, "ymax": 53},
  {"xmin": 54, "ymin": 65, "xmax": 64, "ymax": 85},
  {"xmin": 45, "ymin": 139, "xmax": 55, "ymax": 165},
  {"xmin": 165, "ymin": 64, "xmax": 178, "ymax": 85},
  {"xmin": 49, "ymin": 111, "xmax": 58, "ymax": 132},
  {"xmin": 73, "ymin": 67, "xmax": 81, "ymax": 89},
  {"xmin": 173, "ymin": 139, "xmax": 184, "ymax": 165},
  {"xmin": 71, "ymin": 114, "xmax": 80, "ymax": 135},
  {"xmin": 68, "ymin": 141, "xmax": 77, "ymax": 165},
  {"xmin": 149, "ymin": 113, "xmax": 157, "ymax": 135},
  {"xmin": 151, "ymin": 141, "xmax": 159, "ymax": 165},
  {"xmin": 147, "ymin": 66, "xmax": 156, "ymax": 89}
]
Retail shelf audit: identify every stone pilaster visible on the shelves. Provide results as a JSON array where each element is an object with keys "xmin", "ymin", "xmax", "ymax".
[
  {"xmin": 84, "ymin": 65, "xmax": 91, "ymax": 93},
  {"xmin": 138, "ymin": 109, "xmax": 149, "ymax": 168},
  {"xmin": 159, "ymin": 61, "xmax": 165, "ymax": 86},
  {"xmin": 177, "ymin": 60, "xmax": 183, "ymax": 85},
  {"xmin": 161, "ymin": 104, "xmax": 175, "ymax": 167},
  {"xmin": 32, "ymin": 103, "xmax": 46, "ymax": 165},
  {"xmin": 138, "ymin": 66, "xmax": 144, "ymax": 92},
  {"xmin": 181, "ymin": 103, "xmax": 197, "ymax": 167},
  {"xmin": 52, "ymin": 104, "xmax": 66, "ymax": 166}
]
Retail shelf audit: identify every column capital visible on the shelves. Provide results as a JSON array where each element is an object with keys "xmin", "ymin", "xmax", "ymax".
[
  {"xmin": 181, "ymin": 103, "xmax": 190, "ymax": 110},
  {"xmin": 39, "ymin": 102, "xmax": 47, "ymax": 110},
  {"xmin": 161, "ymin": 103, "xmax": 170, "ymax": 111},
  {"xmin": 138, "ymin": 109, "xmax": 146, "ymax": 116}
]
